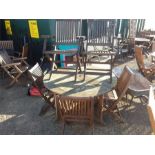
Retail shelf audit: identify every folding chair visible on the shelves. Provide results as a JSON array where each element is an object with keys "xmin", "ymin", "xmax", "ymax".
[
  {"xmin": 0, "ymin": 40, "xmax": 19, "ymax": 56},
  {"xmin": 96, "ymin": 66, "xmax": 133, "ymax": 124},
  {"xmin": 55, "ymin": 94, "xmax": 94, "ymax": 134},
  {"xmin": 0, "ymin": 50, "xmax": 29, "ymax": 87},
  {"xmin": 135, "ymin": 46, "xmax": 155, "ymax": 81},
  {"xmin": 28, "ymin": 63, "xmax": 56, "ymax": 115}
]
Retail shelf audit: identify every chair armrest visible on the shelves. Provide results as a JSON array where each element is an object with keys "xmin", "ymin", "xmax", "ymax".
[
  {"xmin": 2, "ymin": 62, "xmax": 21, "ymax": 67},
  {"xmin": 13, "ymin": 57, "xmax": 27, "ymax": 61}
]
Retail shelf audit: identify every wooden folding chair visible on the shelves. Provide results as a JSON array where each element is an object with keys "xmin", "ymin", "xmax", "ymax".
[
  {"xmin": 0, "ymin": 50, "xmax": 29, "ymax": 87},
  {"xmin": 55, "ymin": 95, "xmax": 94, "ymax": 134},
  {"xmin": 0, "ymin": 40, "xmax": 19, "ymax": 56},
  {"xmin": 28, "ymin": 63, "xmax": 55, "ymax": 115},
  {"xmin": 135, "ymin": 46, "xmax": 155, "ymax": 81},
  {"xmin": 96, "ymin": 66, "xmax": 133, "ymax": 124}
]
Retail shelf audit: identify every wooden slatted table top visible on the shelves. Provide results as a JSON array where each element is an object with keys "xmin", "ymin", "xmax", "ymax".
[{"xmin": 44, "ymin": 71, "xmax": 113, "ymax": 97}]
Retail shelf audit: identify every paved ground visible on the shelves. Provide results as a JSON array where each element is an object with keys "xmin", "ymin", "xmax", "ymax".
[{"xmin": 0, "ymin": 56, "xmax": 153, "ymax": 135}]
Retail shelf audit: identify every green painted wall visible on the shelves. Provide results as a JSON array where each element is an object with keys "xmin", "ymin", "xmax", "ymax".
[{"xmin": 2, "ymin": 19, "xmax": 56, "ymax": 65}]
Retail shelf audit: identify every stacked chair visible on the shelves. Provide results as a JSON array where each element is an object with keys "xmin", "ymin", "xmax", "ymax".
[{"xmin": 0, "ymin": 50, "xmax": 29, "ymax": 87}]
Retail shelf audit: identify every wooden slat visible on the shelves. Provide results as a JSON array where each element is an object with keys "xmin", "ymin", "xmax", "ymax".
[
  {"xmin": 55, "ymin": 95, "xmax": 94, "ymax": 124},
  {"xmin": 0, "ymin": 40, "xmax": 14, "ymax": 50}
]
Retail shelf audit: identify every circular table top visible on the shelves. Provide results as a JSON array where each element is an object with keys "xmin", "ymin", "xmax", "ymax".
[{"xmin": 44, "ymin": 72, "xmax": 114, "ymax": 97}]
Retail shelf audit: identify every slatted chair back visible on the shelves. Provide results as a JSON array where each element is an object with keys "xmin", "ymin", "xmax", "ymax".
[
  {"xmin": 0, "ymin": 50, "xmax": 12, "ymax": 65},
  {"xmin": 135, "ymin": 46, "xmax": 144, "ymax": 70},
  {"xmin": 0, "ymin": 40, "xmax": 14, "ymax": 50},
  {"xmin": 87, "ymin": 19, "xmax": 115, "ymax": 47},
  {"xmin": 55, "ymin": 19, "xmax": 82, "ymax": 45},
  {"xmin": 115, "ymin": 66, "xmax": 134, "ymax": 101},
  {"xmin": 43, "ymin": 20, "xmax": 83, "ymax": 81},
  {"xmin": 55, "ymin": 95, "xmax": 94, "ymax": 125},
  {"xmin": 84, "ymin": 19, "xmax": 116, "ymax": 83}
]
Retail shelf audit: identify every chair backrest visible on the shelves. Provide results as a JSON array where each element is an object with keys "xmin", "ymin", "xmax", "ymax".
[
  {"xmin": 87, "ymin": 19, "xmax": 115, "ymax": 47},
  {"xmin": 115, "ymin": 66, "xmax": 134, "ymax": 101},
  {"xmin": 0, "ymin": 40, "xmax": 14, "ymax": 50},
  {"xmin": 55, "ymin": 95, "xmax": 94, "ymax": 123},
  {"xmin": 55, "ymin": 19, "xmax": 82, "ymax": 45},
  {"xmin": 40, "ymin": 35, "xmax": 55, "ymax": 53},
  {"xmin": 0, "ymin": 50, "xmax": 12, "ymax": 65},
  {"xmin": 135, "ymin": 46, "xmax": 144, "ymax": 69},
  {"xmin": 21, "ymin": 43, "xmax": 28, "ymax": 58},
  {"xmin": 28, "ymin": 63, "xmax": 44, "ymax": 89}
]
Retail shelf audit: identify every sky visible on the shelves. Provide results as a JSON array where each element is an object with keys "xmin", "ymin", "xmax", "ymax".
[{"xmin": 144, "ymin": 19, "xmax": 155, "ymax": 30}]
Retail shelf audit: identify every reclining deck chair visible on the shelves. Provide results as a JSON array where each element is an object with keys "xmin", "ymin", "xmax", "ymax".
[
  {"xmin": 44, "ymin": 19, "xmax": 83, "ymax": 81},
  {"xmin": 135, "ymin": 46, "xmax": 155, "ymax": 81},
  {"xmin": 83, "ymin": 19, "xmax": 116, "ymax": 83},
  {"xmin": 28, "ymin": 63, "xmax": 55, "ymax": 115},
  {"xmin": 54, "ymin": 95, "xmax": 94, "ymax": 134},
  {"xmin": 96, "ymin": 66, "xmax": 133, "ymax": 124},
  {"xmin": 0, "ymin": 50, "xmax": 29, "ymax": 87}
]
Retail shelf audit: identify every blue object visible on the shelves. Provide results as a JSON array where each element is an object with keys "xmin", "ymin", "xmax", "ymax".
[{"xmin": 57, "ymin": 45, "xmax": 79, "ymax": 67}]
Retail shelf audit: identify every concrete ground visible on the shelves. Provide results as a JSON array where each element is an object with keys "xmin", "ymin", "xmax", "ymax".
[{"xmin": 0, "ymin": 55, "xmax": 153, "ymax": 135}]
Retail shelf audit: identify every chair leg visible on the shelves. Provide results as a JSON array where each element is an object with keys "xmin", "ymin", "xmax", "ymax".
[
  {"xmin": 139, "ymin": 96, "xmax": 144, "ymax": 104},
  {"xmin": 48, "ymin": 70, "xmax": 53, "ymax": 80},
  {"xmin": 129, "ymin": 95, "xmax": 134, "ymax": 105},
  {"xmin": 83, "ymin": 57, "xmax": 86, "ymax": 81},
  {"xmin": 112, "ymin": 111, "xmax": 124, "ymax": 123},
  {"xmin": 116, "ymin": 106, "xmax": 124, "ymax": 123},
  {"xmin": 91, "ymin": 123, "xmax": 94, "ymax": 135},
  {"xmin": 62, "ymin": 122, "xmax": 65, "ymax": 135},
  {"xmin": 126, "ymin": 93, "xmax": 129, "ymax": 105},
  {"xmin": 75, "ymin": 63, "xmax": 78, "ymax": 82},
  {"xmin": 7, "ymin": 72, "xmax": 22, "ymax": 88},
  {"xmin": 99, "ymin": 113, "xmax": 105, "ymax": 125},
  {"xmin": 110, "ymin": 70, "xmax": 112, "ymax": 83}
]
